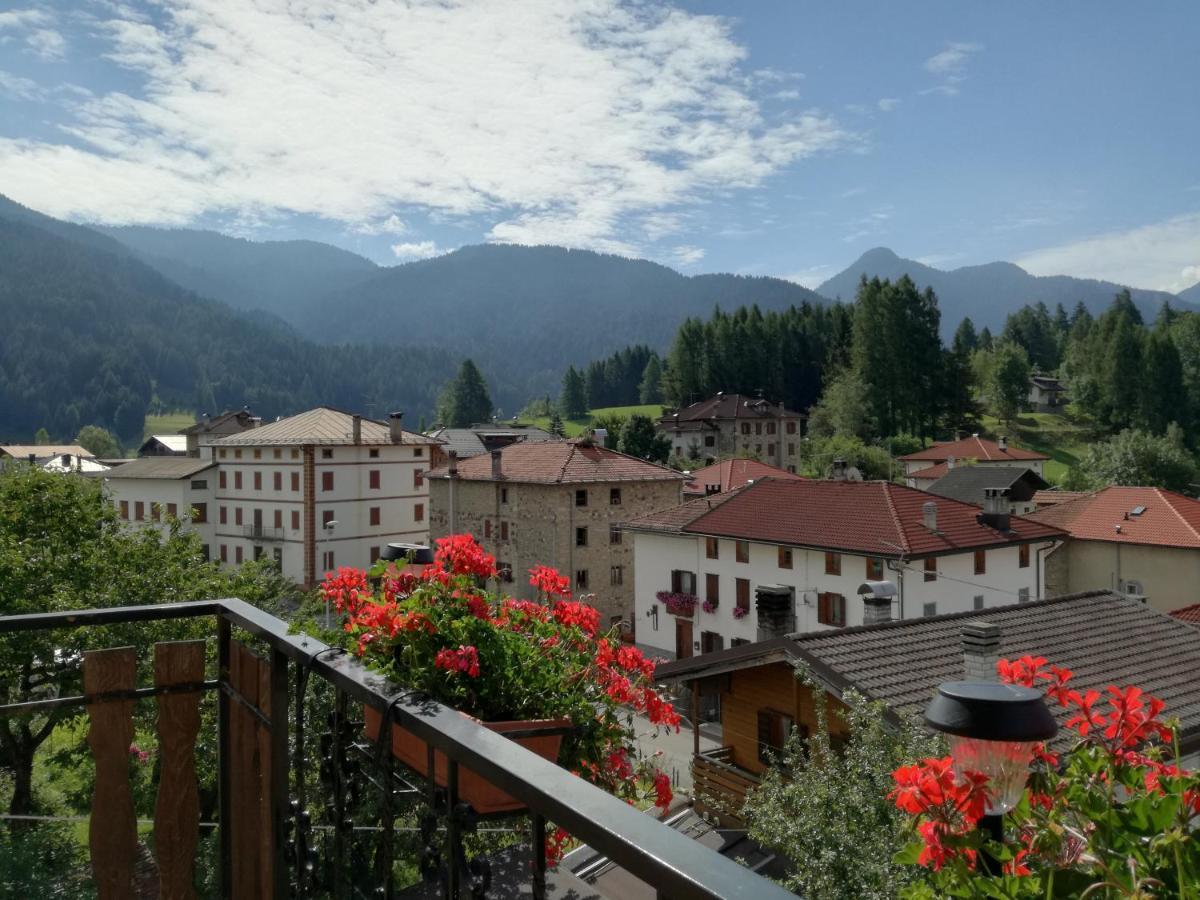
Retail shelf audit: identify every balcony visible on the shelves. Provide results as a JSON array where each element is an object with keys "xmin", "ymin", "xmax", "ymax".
[
  {"xmin": 0, "ymin": 600, "xmax": 789, "ymax": 898},
  {"xmin": 691, "ymin": 747, "xmax": 761, "ymax": 828},
  {"xmin": 243, "ymin": 524, "xmax": 285, "ymax": 541}
]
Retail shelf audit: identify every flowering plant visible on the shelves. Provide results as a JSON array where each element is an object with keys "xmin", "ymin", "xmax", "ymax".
[
  {"xmin": 701, "ymin": 598, "xmax": 718, "ymax": 614},
  {"xmin": 656, "ymin": 591, "xmax": 696, "ymax": 616},
  {"xmin": 890, "ymin": 655, "xmax": 1200, "ymax": 896},
  {"xmin": 732, "ymin": 605, "xmax": 750, "ymax": 620},
  {"xmin": 320, "ymin": 535, "xmax": 681, "ymax": 856}
]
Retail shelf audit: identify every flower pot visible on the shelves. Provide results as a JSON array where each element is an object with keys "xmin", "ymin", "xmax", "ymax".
[{"xmin": 363, "ymin": 705, "xmax": 571, "ymax": 814}]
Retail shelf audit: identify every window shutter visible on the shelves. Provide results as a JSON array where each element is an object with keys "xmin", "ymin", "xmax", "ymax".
[{"xmin": 818, "ymin": 592, "xmax": 829, "ymax": 624}]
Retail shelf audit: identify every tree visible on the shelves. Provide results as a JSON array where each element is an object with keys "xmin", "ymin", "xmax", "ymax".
[
  {"xmin": 590, "ymin": 413, "xmax": 628, "ymax": 450},
  {"xmin": 638, "ymin": 356, "xmax": 663, "ymax": 404},
  {"xmin": 977, "ymin": 326, "xmax": 994, "ymax": 351},
  {"xmin": 74, "ymin": 424, "xmax": 121, "ymax": 458},
  {"xmin": 1103, "ymin": 315, "xmax": 1144, "ymax": 429},
  {"xmin": 807, "ymin": 369, "xmax": 875, "ymax": 440},
  {"xmin": 617, "ymin": 414, "xmax": 671, "ymax": 463},
  {"xmin": 33, "ymin": 428, "xmax": 50, "ymax": 446},
  {"xmin": 559, "ymin": 366, "xmax": 588, "ymax": 419},
  {"xmin": 986, "ymin": 343, "xmax": 1031, "ymax": 425},
  {"xmin": 548, "ymin": 412, "xmax": 566, "ymax": 438},
  {"xmin": 438, "ymin": 359, "xmax": 493, "ymax": 427},
  {"xmin": 1066, "ymin": 426, "xmax": 1198, "ymax": 493},
  {"xmin": 1139, "ymin": 330, "xmax": 1186, "ymax": 434},
  {"xmin": 952, "ymin": 318, "xmax": 978, "ymax": 356}
]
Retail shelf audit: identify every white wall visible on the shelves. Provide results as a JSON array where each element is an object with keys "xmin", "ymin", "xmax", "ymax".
[
  {"xmin": 106, "ymin": 477, "xmax": 216, "ymax": 551},
  {"xmin": 633, "ymin": 530, "xmax": 1055, "ymax": 659}
]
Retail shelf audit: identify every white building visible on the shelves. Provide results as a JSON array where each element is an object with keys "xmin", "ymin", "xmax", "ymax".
[
  {"xmin": 899, "ymin": 434, "xmax": 1050, "ymax": 488},
  {"xmin": 106, "ymin": 456, "xmax": 216, "ymax": 545},
  {"xmin": 623, "ymin": 477, "xmax": 1065, "ymax": 661}
]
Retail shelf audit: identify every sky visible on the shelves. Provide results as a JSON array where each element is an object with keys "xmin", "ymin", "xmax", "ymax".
[{"xmin": 0, "ymin": 1, "xmax": 1197, "ymax": 293}]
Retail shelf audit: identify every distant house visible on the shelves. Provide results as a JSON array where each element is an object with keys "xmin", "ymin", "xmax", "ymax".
[
  {"xmin": 657, "ymin": 393, "xmax": 805, "ymax": 470},
  {"xmin": 927, "ymin": 465, "xmax": 1048, "ymax": 514},
  {"xmin": 180, "ymin": 409, "xmax": 260, "ymax": 458},
  {"xmin": 623, "ymin": 477, "xmax": 1064, "ymax": 662},
  {"xmin": 138, "ymin": 434, "xmax": 189, "ymax": 457},
  {"xmin": 426, "ymin": 438, "xmax": 685, "ymax": 626},
  {"xmin": 40, "ymin": 453, "xmax": 111, "ymax": 474},
  {"xmin": 683, "ymin": 459, "xmax": 805, "ymax": 497},
  {"xmin": 655, "ymin": 591, "xmax": 1200, "ymax": 824},
  {"xmin": 1028, "ymin": 485, "xmax": 1200, "ymax": 614},
  {"xmin": 424, "ymin": 423, "xmax": 556, "ymax": 459},
  {"xmin": 899, "ymin": 434, "xmax": 1050, "ymax": 488},
  {"xmin": 1028, "ymin": 374, "xmax": 1066, "ymax": 412},
  {"xmin": 0, "ymin": 443, "xmax": 93, "ymax": 462},
  {"xmin": 105, "ymin": 457, "xmax": 217, "ymax": 543}
]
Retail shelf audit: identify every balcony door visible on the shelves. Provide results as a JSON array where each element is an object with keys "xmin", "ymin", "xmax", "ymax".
[{"xmin": 675, "ymin": 618, "xmax": 693, "ymax": 660}]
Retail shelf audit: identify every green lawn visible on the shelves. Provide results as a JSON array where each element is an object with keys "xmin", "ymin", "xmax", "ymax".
[
  {"xmin": 977, "ymin": 411, "xmax": 1099, "ymax": 484},
  {"xmin": 527, "ymin": 404, "xmax": 664, "ymax": 438},
  {"xmin": 142, "ymin": 412, "xmax": 197, "ymax": 443}
]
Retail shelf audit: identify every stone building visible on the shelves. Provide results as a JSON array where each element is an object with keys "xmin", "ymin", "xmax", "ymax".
[
  {"xmin": 426, "ymin": 438, "xmax": 686, "ymax": 626},
  {"xmin": 656, "ymin": 393, "xmax": 805, "ymax": 470}
]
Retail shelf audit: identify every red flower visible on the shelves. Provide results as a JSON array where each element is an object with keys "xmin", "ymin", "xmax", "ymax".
[
  {"xmin": 434, "ymin": 644, "xmax": 481, "ymax": 678},
  {"xmin": 545, "ymin": 826, "xmax": 572, "ymax": 867},
  {"xmin": 434, "ymin": 534, "xmax": 497, "ymax": 579},
  {"xmin": 552, "ymin": 599, "xmax": 600, "ymax": 636},
  {"xmin": 529, "ymin": 564, "xmax": 572, "ymax": 598},
  {"xmin": 653, "ymin": 770, "xmax": 673, "ymax": 812}
]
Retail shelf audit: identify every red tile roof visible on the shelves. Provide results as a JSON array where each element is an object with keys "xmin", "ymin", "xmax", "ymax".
[
  {"xmin": 1026, "ymin": 486, "xmax": 1200, "ymax": 549},
  {"xmin": 624, "ymin": 477, "xmax": 1065, "ymax": 557},
  {"xmin": 1033, "ymin": 489, "xmax": 1090, "ymax": 507},
  {"xmin": 906, "ymin": 462, "xmax": 949, "ymax": 481},
  {"xmin": 899, "ymin": 435, "xmax": 1049, "ymax": 463},
  {"xmin": 1170, "ymin": 603, "xmax": 1200, "ymax": 626},
  {"xmin": 425, "ymin": 439, "xmax": 686, "ymax": 485},
  {"xmin": 683, "ymin": 459, "xmax": 805, "ymax": 495},
  {"xmin": 659, "ymin": 393, "xmax": 802, "ymax": 424}
]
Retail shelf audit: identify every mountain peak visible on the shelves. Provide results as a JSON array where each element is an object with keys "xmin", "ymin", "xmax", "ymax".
[{"xmin": 857, "ymin": 246, "xmax": 901, "ymax": 264}]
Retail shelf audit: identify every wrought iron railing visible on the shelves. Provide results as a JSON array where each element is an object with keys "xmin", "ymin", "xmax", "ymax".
[
  {"xmin": 242, "ymin": 525, "xmax": 285, "ymax": 541},
  {"xmin": 0, "ymin": 599, "xmax": 792, "ymax": 898}
]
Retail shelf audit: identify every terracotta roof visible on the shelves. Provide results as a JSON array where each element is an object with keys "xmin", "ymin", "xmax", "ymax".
[
  {"xmin": 683, "ymin": 459, "xmax": 805, "ymax": 495},
  {"xmin": 899, "ymin": 435, "xmax": 1049, "ymax": 463},
  {"xmin": 657, "ymin": 591, "xmax": 1200, "ymax": 752},
  {"xmin": 210, "ymin": 407, "xmax": 437, "ymax": 447},
  {"xmin": 0, "ymin": 444, "xmax": 92, "ymax": 459},
  {"xmin": 1170, "ymin": 603, "xmax": 1200, "ymax": 626},
  {"xmin": 1033, "ymin": 490, "xmax": 1089, "ymax": 507},
  {"xmin": 179, "ymin": 409, "xmax": 257, "ymax": 435},
  {"xmin": 619, "ymin": 490, "xmax": 744, "ymax": 533},
  {"xmin": 425, "ymin": 439, "xmax": 686, "ymax": 485},
  {"xmin": 659, "ymin": 393, "xmax": 802, "ymax": 425},
  {"xmin": 906, "ymin": 462, "xmax": 949, "ymax": 481},
  {"xmin": 624, "ymin": 477, "xmax": 1065, "ymax": 557},
  {"xmin": 1026, "ymin": 486, "xmax": 1200, "ymax": 549},
  {"xmin": 103, "ymin": 457, "xmax": 216, "ymax": 479}
]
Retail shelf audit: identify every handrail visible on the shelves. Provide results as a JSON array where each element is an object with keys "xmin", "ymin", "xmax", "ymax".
[{"xmin": 0, "ymin": 599, "xmax": 793, "ymax": 900}]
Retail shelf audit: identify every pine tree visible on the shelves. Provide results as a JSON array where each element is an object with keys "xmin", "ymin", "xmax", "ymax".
[
  {"xmin": 638, "ymin": 356, "xmax": 663, "ymax": 404},
  {"xmin": 952, "ymin": 317, "xmax": 978, "ymax": 355},
  {"xmin": 978, "ymin": 326, "xmax": 994, "ymax": 351},
  {"xmin": 548, "ymin": 412, "xmax": 566, "ymax": 437},
  {"xmin": 560, "ymin": 366, "xmax": 588, "ymax": 418},
  {"xmin": 33, "ymin": 427, "xmax": 50, "ymax": 445},
  {"xmin": 438, "ymin": 359, "xmax": 493, "ymax": 427},
  {"xmin": 1139, "ymin": 330, "xmax": 1185, "ymax": 434},
  {"xmin": 1104, "ymin": 316, "xmax": 1144, "ymax": 429}
]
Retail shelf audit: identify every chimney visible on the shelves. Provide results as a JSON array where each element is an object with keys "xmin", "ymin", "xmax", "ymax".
[
  {"xmin": 389, "ymin": 411, "xmax": 404, "ymax": 444},
  {"xmin": 490, "ymin": 449, "xmax": 502, "ymax": 479},
  {"xmin": 961, "ymin": 621, "xmax": 1001, "ymax": 681},
  {"xmin": 977, "ymin": 488, "xmax": 1011, "ymax": 531},
  {"xmin": 831, "ymin": 457, "xmax": 847, "ymax": 480},
  {"xmin": 352, "ymin": 415, "xmax": 362, "ymax": 446},
  {"xmin": 448, "ymin": 450, "xmax": 459, "ymax": 477},
  {"xmin": 862, "ymin": 593, "xmax": 892, "ymax": 626},
  {"xmin": 998, "ymin": 435, "xmax": 1008, "ymax": 452},
  {"xmin": 946, "ymin": 455, "xmax": 956, "ymax": 470},
  {"xmin": 922, "ymin": 501, "xmax": 938, "ymax": 532}
]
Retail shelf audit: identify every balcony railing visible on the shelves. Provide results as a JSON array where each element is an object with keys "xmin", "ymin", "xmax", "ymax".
[
  {"xmin": 243, "ymin": 524, "xmax": 285, "ymax": 541},
  {"xmin": 0, "ymin": 599, "xmax": 791, "ymax": 898},
  {"xmin": 692, "ymin": 747, "xmax": 761, "ymax": 828}
]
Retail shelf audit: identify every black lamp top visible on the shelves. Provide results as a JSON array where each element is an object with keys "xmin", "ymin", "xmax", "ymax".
[{"xmin": 924, "ymin": 681, "xmax": 1058, "ymax": 742}]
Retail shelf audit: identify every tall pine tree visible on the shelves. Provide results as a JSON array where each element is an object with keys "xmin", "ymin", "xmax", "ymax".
[{"xmin": 438, "ymin": 359, "xmax": 493, "ymax": 427}]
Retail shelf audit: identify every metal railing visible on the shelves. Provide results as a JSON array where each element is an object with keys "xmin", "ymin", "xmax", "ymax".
[
  {"xmin": 243, "ymin": 524, "xmax": 285, "ymax": 540},
  {"xmin": 0, "ymin": 599, "xmax": 793, "ymax": 899}
]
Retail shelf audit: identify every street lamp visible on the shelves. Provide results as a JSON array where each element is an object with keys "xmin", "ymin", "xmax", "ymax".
[
  {"xmin": 924, "ymin": 681, "xmax": 1058, "ymax": 856},
  {"xmin": 322, "ymin": 519, "xmax": 338, "ymax": 628}
]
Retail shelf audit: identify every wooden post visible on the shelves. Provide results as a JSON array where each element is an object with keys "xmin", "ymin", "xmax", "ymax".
[
  {"xmin": 84, "ymin": 647, "xmax": 138, "ymax": 900},
  {"xmin": 154, "ymin": 640, "xmax": 206, "ymax": 900}
]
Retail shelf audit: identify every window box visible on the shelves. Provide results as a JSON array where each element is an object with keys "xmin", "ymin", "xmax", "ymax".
[
  {"xmin": 656, "ymin": 591, "xmax": 697, "ymax": 617},
  {"xmin": 732, "ymin": 606, "xmax": 750, "ymax": 620}
]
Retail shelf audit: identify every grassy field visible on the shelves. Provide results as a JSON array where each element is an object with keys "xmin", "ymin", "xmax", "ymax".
[
  {"xmin": 526, "ymin": 404, "xmax": 664, "ymax": 437},
  {"xmin": 142, "ymin": 412, "xmax": 197, "ymax": 443},
  {"xmin": 978, "ymin": 411, "xmax": 1099, "ymax": 484}
]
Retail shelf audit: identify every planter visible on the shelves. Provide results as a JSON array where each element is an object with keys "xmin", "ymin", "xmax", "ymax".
[
  {"xmin": 363, "ymin": 705, "xmax": 571, "ymax": 814},
  {"xmin": 657, "ymin": 591, "xmax": 698, "ymax": 618}
]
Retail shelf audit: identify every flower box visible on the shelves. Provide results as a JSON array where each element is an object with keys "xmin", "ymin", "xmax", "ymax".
[
  {"xmin": 364, "ymin": 704, "xmax": 571, "ymax": 815},
  {"xmin": 656, "ymin": 591, "xmax": 697, "ymax": 618},
  {"xmin": 732, "ymin": 606, "xmax": 749, "ymax": 620},
  {"xmin": 702, "ymin": 599, "xmax": 718, "ymax": 614}
]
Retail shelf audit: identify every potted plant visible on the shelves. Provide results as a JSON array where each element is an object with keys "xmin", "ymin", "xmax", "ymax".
[
  {"xmin": 656, "ymin": 591, "xmax": 697, "ymax": 617},
  {"xmin": 732, "ymin": 605, "xmax": 750, "ymax": 620},
  {"xmin": 702, "ymin": 598, "xmax": 718, "ymax": 614},
  {"xmin": 321, "ymin": 535, "xmax": 680, "ymax": 817}
]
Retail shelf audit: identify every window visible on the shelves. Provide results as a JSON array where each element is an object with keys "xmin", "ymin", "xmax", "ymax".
[
  {"xmin": 234, "ymin": 507, "xmax": 243, "ymax": 526},
  {"xmin": 291, "ymin": 449, "xmax": 300, "ymax": 459},
  {"xmin": 671, "ymin": 569, "xmax": 697, "ymax": 595},
  {"xmin": 609, "ymin": 525, "xmax": 621, "ymax": 545},
  {"xmin": 220, "ymin": 545, "xmax": 228, "ymax": 563},
  {"xmin": 973, "ymin": 595, "xmax": 985, "ymax": 610},
  {"xmin": 234, "ymin": 472, "xmax": 242, "ymax": 490},
  {"xmin": 273, "ymin": 509, "xmax": 282, "ymax": 529},
  {"xmin": 322, "ymin": 550, "xmax": 334, "ymax": 570},
  {"xmin": 369, "ymin": 448, "xmax": 379, "ymax": 459},
  {"xmin": 705, "ymin": 537, "xmax": 719, "ymax": 559},
  {"xmin": 575, "ymin": 569, "xmax": 589, "ymax": 590},
  {"xmin": 757, "ymin": 709, "xmax": 796, "ymax": 763},
  {"xmin": 787, "ymin": 465, "xmax": 796, "ymax": 473},
  {"xmin": 767, "ymin": 422, "xmax": 776, "ymax": 435},
  {"xmin": 1018, "ymin": 587, "xmax": 1030, "ymax": 603},
  {"xmin": 235, "ymin": 546, "xmax": 244, "ymax": 564},
  {"xmin": 706, "ymin": 573, "xmax": 720, "ymax": 605},
  {"xmin": 274, "ymin": 449, "xmax": 281, "ymax": 460},
  {"xmin": 370, "ymin": 546, "xmax": 380, "ymax": 563},
  {"xmin": 497, "ymin": 562, "xmax": 513, "ymax": 583},
  {"xmin": 484, "ymin": 519, "xmax": 492, "ymax": 538},
  {"xmin": 135, "ymin": 501, "xmax": 145, "ymax": 521},
  {"xmin": 924, "ymin": 557, "xmax": 937, "ymax": 582},
  {"xmin": 119, "ymin": 500, "xmax": 129, "ymax": 519},
  {"xmin": 778, "ymin": 547, "xmax": 793, "ymax": 569},
  {"xmin": 190, "ymin": 479, "xmax": 207, "ymax": 490},
  {"xmin": 500, "ymin": 487, "xmax": 508, "ymax": 504},
  {"xmin": 291, "ymin": 510, "xmax": 300, "ymax": 531},
  {"xmin": 575, "ymin": 489, "xmax": 588, "ymax": 507},
  {"xmin": 730, "ymin": 638, "xmax": 751, "ymax": 648},
  {"xmin": 500, "ymin": 521, "xmax": 509, "ymax": 540},
  {"xmin": 291, "ymin": 472, "xmax": 300, "ymax": 492},
  {"xmin": 610, "ymin": 487, "xmax": 621, "ymax": 506},
  {"xmin": 200, "ymin": 544, "xmax": 210, "ymax": 561},
  {"xmin": 736, "ymin": 578, "xmax": 750, "ymax": 612},
  {"xmin": 786, "ymin": 421, "xmax": 797, "ymax": 435},
  {"xmin": 610, "ymin": 565, "xmax": 624, "ymax": 586},
  {"xmin": 234, "ymin": 450, "xmax": 242, "ymax": 459},
  {"xmin": 787, "ymin": 443, "xmax": 795, "ymax": 456},
  {"xmin": 767, "ymin": 443, "xmax": 775, "ymax": 457},
  {"xmin": 322, "ymin": 471, "xmax": 334, "ymax": 492},
  {"xmin": 1019, "ymin": 544, "xmax": 1030, "ymax": 568},
  {"xmin": 825, "ymin": 552, "xmax": 841, "ymax": 575},
  {"xmin": 322, "ymin": 510, "xmax": 334, "ymax": 527},
  {"xmin": 414, "ymin": 503, "xmax": 424, "ymax": 523},
  {"xmin": 370, "ymin": 507, "xmax": 381, "ymax": 526},
  {"xmin": 273, "ymin": 547, "xmax": 282, "ymax": 565},
  {"xmin": 219, "ymin": 449, "xmax": 227, "ymax": 459},
  {"xmin": 701, "ymin": 631, "xmax": 724, "ymax": 654},
  {"xmin": 755, "ymin": 444, "xmax": 762, "ymax": 455},
  {"xmin": 253, "ymin": 545, "xmax": 264, "ymax": 561},
  {"xmin": 735, "ymin": 540, "xmax": 749, "ymax": 563},
  {"xmin": 974, "ymin": 549, "xmax": 986, "ymax": 575},
  {"xmin": 865, "ymin": 557, "xmax": 884, "ymax": 580},
  {"xmin": 273, "ymin": 472, "xmax": 282, "ymax": 491},
  {"xmin": 741, "ymin": 423, "xmax": 751, "ymax": 435},
  {"xmin": 167, "ymin": 502, "xmax": 177, "ymax": 518},
  {"xmin": 322, "ymin": 449, "xmax": 333, "ymax": 459},
  {"xmin": 254, "ymin": 449, "xmax": 261, "ymax": 460},
  {"xmin": 414, "ymin": 447, "xmax": 424, "ymax": 458},
  {"xmin": 923, "ymin": 601, "xmax": 937, "ymax": 618},
  {"xmin": 414, "ymin": 469, "xmax": 424, "ymax": 489},
  {"xmin": 253, "ymin": 471, "xmax": 262, "ymax": 490},
  {"xmin": 369, "ymin": 470, "xmax": 380, "ymax": 490},
  {"xmin": 704, "ymin": 435, "xmax": 715, "ymax": 447},
  {"xmin": 219, "ymin": 506, "xmax": 228, "ymax": 525},
  {"xmin": 817, "ymin": 592, "xmax": 846, "ymax": 627},
  {"xmin": 755, "ymin": 423, "xmax": 762, "ymax": 435}
]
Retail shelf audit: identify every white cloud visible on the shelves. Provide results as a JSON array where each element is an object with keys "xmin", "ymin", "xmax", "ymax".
[
  {"xmin": 0, "ymin": 8, "xmax": 65, "ymax": 60},
  {"xmin": 1016, "ymin": 213, "xmax": 1200, "ymax": 294},
  {"xmin": 0, "ymin": 69, "xmax": 42, "ymax": 101},
  {"xmin": 914, "ymin": 252, "xmax": 964, "ymax": 268},
  {"xmin": 924, "ymin": 42, "xmax": 981, "ymax": 75},
  {"xmin": 771, "ymin": 89, "xmax": 800, "ymax": 101},
  {"xmin": 782, "ymin": 264, "xmax": 833, "ymax": 289},
  {"xmin": 840, "ymin": 185, "xmax": 867, "ymax": 198},
  {"xmin": 0, "ymin": 0, "xmax": 847, "ymax": 255},
  {"xmin": 391, "ymin": 240, "xmax": 442, "ymax": 261},
  {"xmin": 877, "ymin": 97, "xmax": 900, "ymax": 112},
  {"xmin": 671, "ymin": 245, "xmax": 704, "ymax": 266},
  {"xmin": 355, "ymin": 214, "xmax": 407, "ymax": 236}
]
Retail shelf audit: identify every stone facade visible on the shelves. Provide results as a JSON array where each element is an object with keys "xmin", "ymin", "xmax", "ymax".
[{"xmin": 429, "ymin": 476, "xmax": 683, "ymax": 626}]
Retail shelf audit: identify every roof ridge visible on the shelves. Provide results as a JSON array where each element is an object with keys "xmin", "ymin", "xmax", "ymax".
[
  {"xmin": 1156, "ymin": 487, "xmax": 1200, "ymax": 544},
  {"xmin": 881, "ymin": 482, "xmax": 910, "ymax": 554}
]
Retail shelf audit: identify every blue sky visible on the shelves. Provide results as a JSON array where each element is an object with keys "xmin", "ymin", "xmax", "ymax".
[{"xmin": 1, "ymin": 1, "xmax": 1197, "ymax": 292}]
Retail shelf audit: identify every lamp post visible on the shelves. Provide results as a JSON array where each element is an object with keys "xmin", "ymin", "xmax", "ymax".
[
  {"xmin": 321, "ymin": 519, "xmax": 338, "ymax": 628},
  {"xmin": 924, "ymin": 681, "xmax": 1058, "ymax": 869}
]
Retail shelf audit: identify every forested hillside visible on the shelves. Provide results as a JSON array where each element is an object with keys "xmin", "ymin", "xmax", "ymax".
[{"xmin": 0, "ymin": 210, "xmax": 457, "ymax": 444}]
